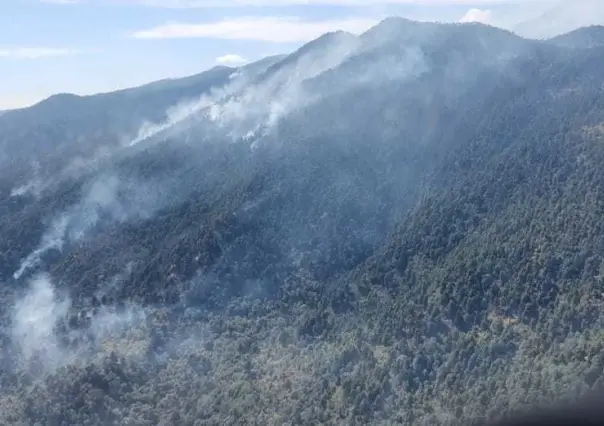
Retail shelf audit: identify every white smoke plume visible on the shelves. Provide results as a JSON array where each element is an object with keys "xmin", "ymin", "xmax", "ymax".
[
  {"xmin": 127, "ymin": 31, "xmax": 361, "ymax": 148},
  {"xmin": 10, "ymin": 273, "xmax": 149, "ymax": 373},
  {"xmin": 127, "ymin": 66, "xmax": 253, "ymax": 147},
  {"xmin": 129, "ymin": 94, "xmax": 217, "ymax": 147},
  {"xmin": 10, "ymin": 145, "xmax": 118, "ymax": 200},
  {"xmin": 460, "ymin": 8, "xmax": 492, "ymax": 25},
  {"xmin": 11, "ymin": 274, "xmax": 70, "ymax": 369},
  {"xmin": 10, "ymin": 178, "xmax": 44, "ymax": 198},
  {"xmin": 13, "ymin": 173, "xmax": 161, "ymax": 280},
  {"xmin": 12, "ymin": 216, "xmax": 70, "ymax": 280},
  {"xmin": 10, "ymin": 160, "xmax": 43, "ymax": 198}
]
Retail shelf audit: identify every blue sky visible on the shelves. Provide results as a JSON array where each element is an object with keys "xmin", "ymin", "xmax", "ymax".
[{"xmin": 0, "ymin": 0, "xmax": 569, "ymax": 109}]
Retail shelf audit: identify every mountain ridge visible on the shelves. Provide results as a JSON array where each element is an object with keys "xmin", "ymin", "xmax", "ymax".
[
  {"xmin": 1, "ymin": 18, "xmax": 604, "ymax": 425},
  {"xmin": 0, "ymin": 19, "xmax": 582, "ymax": 119},
  {"xmin": 547, "ymin": 25, "xmax": 604, "ymax": 48}
]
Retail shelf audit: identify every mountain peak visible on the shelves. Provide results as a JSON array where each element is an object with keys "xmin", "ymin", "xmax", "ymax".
[
  {"xmin": 3, "ymin": 9, "xmax": 604, "ymax": 425},
  {"xmin": 258, "ymin": 29, "xmax": 358, "ymax": 82},
  {"xmin": 361, "ymin": 16, "xmax": 423, "ymax": 40},
  {"xmin": 373, "ymin": 16, "xmax": 415, "ymax": 28},
  {"xmin": 298, "ymin": 29, "xmax": 356, "ymax": 51},
  {"xmin": 34, "ymin": 93, "xmax": 82, "ymax": 109},
  {"xmin": 359, "ymin": 17, "xmax": 521, "ymax": 56}
]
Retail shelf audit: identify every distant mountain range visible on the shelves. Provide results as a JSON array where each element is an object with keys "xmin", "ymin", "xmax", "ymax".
[
  {"xmin": 548, "ymin": 25, "xmax": 604, "ymax": 48},
  {"xmin": 1, "ymin": 19, "xmax": 604, "ymax": 425},
  {"xmin": 513, "ymin": 0, "xmax": 604, "ymax": 39}
]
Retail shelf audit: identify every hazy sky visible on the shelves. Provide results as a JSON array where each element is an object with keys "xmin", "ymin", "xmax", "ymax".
[{"xmin": 0, "ymin": 0, "xmax": 587, "ymax": 109}]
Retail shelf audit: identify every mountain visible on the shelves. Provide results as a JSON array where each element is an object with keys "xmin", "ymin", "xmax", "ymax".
[
  {"xmin": 513, "ymin": 0, "xmax": 604, "ymax": 39},
  {"xmin": 0, "ymin": 65, "xmax": 238, "ymax": 193},
  {"xmin": 547, "ymin": 25, "xmax": 604, "ymax": 48},
  {"xmin": 1, "ymin": 21, "xmax": 604, "ymax": 425}
]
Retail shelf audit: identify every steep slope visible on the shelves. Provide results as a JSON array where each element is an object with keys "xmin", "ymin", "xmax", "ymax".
[
  {"xmin": 1, "ymin": 20, "xmax": 536, "ymax": 296},
  {"xmin": 0, "ymin": 56, "xmax": 286, "ymax": 195},
  {"xmin": 1, "ymin": 19, "xmax": 604, "ymax": 426},
  {"xmin": 0, "ymin": 65, "xmax": 231, "ymax": 196},
  {"xmin": 333, "ymin": 45, "xmax": 604, "ymax": 423}
]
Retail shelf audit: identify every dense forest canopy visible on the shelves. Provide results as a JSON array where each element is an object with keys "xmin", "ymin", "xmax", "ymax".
[{"xmin": 1, "ymin": 18, "xmax": 604, "ymax": 425}]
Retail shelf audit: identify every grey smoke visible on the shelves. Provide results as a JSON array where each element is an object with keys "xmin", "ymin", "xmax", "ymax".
[
  {"xmin": 125, "ymin": 27, "xmax": 432, "ymax": 153},
  {"xmin": 14, "ymin": 172, "xmax": 163, "ymax": 280},
  {"xmin": 10, "ymin": 274, "xmax": 70, "ymax": 369},
  {"xmin": 10, "ymin": 273, "xmax": 149, "ymax": 373},
  {"xmin": 10, "ymin": 178, "xmax": 44, "ymax": 198},
  {"xmin": 10, "ymin": 160, "xmax": 43, "ymax": 198},
  {"xmin": 12, "ymin": 216, "xmax": 70, "ymax": 280},
  {"xmin": 9, "ymin": 145, "xmax": 119, "ymax": 200},
  {"xmin": 126, "ymin": 31, "xmax": 361, "ymax": 148}
]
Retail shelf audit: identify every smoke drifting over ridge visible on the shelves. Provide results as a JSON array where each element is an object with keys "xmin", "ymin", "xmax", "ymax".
[
  {"xmin": 9, "ymin": 23, "xmax": 431, "ymax": 284},
  {"xmin": 3, "ymin": 15, "xmax": 604, "ymax": 425},
  {"xmin": 11, "ymin": 18, "xmax": 514, "ymax": 288},
  {"xmin": 4, "ymin": 21, "xmax": 442, "ymax": 379},
  {"xmin": 125, "ymin": 29, "xmax": 435, "ymax": 161},
  {"xmin": 127, "ymin": 31, "xmax": 362, "ymax": 149}
]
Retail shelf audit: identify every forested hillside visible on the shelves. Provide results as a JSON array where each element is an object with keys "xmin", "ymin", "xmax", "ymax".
[{"xmin": 1, "ymin": 19, "xmax": 604, "ymax": 425}]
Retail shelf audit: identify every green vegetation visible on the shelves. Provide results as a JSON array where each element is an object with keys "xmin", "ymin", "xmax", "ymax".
[{"xmin": 1, "ymin": 19, "xmax": 604, "ymax": 425}]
